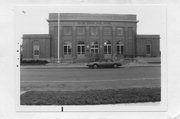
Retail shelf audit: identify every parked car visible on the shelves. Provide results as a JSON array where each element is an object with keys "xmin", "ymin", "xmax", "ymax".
[{"xmin": 87, "ymin": 59, "xmax": 122, "ymax": 68}]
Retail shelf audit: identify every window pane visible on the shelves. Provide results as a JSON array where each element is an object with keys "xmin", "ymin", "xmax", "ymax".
[
  {"xmin": 121, "ymin": 46, "xmax": 124, "ymax": 54},
  {"xmin": 108, "ymin": 46, "xmax": 111, "ymax": 54},
  {"xmin": 117, "ymin": 46, "xmax": 120, "ymax": 54},
  {"xmin": 95, "ymin": 45, "xmax": 98, "ymax": 48},
  {"xmin": 91, "ymin": 49, "xmax": 94, "ymax": 55},
  {"xmin": 104, "ymin": 46, "xmax": 107, "ymax": 54},
  {"xmin": 95, "ymin": 49, "xmax": 98, "ymax": 54},
  {"xmin": 68, "ymin": 46, "xmax": 71, "ymax": 55},
  {"xmin": 34, "ymin": 50, "xmax": 39, "ymax": 55},
  {"xmin": 82, "ymin": 46, "xmax": 85, "ymax": 54},
  {"xmin": 146, "ymin": 45, "xmax": 151, "ymax": 54},
  {"xmin": 77, "ymin": 46, "xmax": 80, "ymax": 54},
  {"xmin": 64, "ymin": 46, "xmax": 67, "ymax": 55}
]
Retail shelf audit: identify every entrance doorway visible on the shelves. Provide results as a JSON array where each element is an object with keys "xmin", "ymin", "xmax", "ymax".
[{"xmin": 90, "ymin": 41, "xmax": 99, "ymax": 56}]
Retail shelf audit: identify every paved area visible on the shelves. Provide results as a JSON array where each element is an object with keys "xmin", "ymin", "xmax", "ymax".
[
  {"xmin": 21, "ymin": 63, "xmax": 160, "ymax": 69},
  {"xmin": 21, "ymin": 66, "xmax": 161, "ymax": 92}
]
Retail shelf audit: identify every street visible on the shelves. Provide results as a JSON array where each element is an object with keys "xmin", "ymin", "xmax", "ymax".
[{"xmin": 21, "ymin": 67, "xmax": 161, "ymax": 92}]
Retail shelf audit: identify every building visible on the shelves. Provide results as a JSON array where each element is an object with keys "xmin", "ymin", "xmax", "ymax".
[{"xmin": 22, "ymin": 13, "xmax": 160, "ymax": 62}]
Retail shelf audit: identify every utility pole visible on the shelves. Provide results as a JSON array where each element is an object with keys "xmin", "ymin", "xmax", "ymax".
[{"xmin": 57, "ymin": 13, "xmax": 60, "ymax": 63}]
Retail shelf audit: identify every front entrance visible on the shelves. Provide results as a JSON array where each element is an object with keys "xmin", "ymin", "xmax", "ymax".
[
  {"xmin": 90, "ymin": 41, "xmax": 99, "ymax": 56},
  {"xmin": 104, "ymin": 41, "xmax": 112, "ymax": 59}
]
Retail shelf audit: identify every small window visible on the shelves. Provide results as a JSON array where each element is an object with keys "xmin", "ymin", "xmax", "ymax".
[
  {"xmin": 103, "ymin": 27, "xmax": 112, "ymax": 35},
  {"xmin": 90, "ymin": 27, "xmax": 98, "ymax": 36},
  {"xmin": 63, "ymin": 26, "xmax": 72, "ymax": 35},
  {"xmin": 116, "ymin": 27, "xmax": 124, "ymax": 36},
  {"xmin": 77, "ymin": 26, "xmax": 85, "ymax": 35}
]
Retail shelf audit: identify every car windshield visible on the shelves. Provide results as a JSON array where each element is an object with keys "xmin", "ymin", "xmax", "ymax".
[{"xmin": 99, "ymin": 59, "xmax": 113, "ymax": 62}]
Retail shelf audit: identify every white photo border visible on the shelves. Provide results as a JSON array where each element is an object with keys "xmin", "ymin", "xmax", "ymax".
[{"xmin": 15, "ymin": 4, "xmax": 167, "ymax": 112}]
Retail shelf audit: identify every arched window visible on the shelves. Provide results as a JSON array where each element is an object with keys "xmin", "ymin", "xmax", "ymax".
[
  {"xmin": 77, "ymin": 41, "xmax": 85, "ymax": 55},
  {"xmin": 116, "ymin": 41, "xmax": 124, "ymax": 55},
  {"xmin": 64, "ymin": 41, "xmax": 72, "ymax": 55},
  {"xmin": 146, "ymin": 40, "xmax": 152, "ymax": 55},
  {"xmin": 33, "ymin": 40, "xmax": 40, "ymax": 56},
  {"xmin": 90, "ymin": 41, "xmax": 99, "ymax": 55},
  {"xmin": 104, "ymin": 41, "xmax": 112, "ymax": 54}
]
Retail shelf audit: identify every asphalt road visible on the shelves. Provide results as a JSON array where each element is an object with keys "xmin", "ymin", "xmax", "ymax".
[{"xmin": 21, "ymin": 67, "xmax": 161, "ymax": 91}]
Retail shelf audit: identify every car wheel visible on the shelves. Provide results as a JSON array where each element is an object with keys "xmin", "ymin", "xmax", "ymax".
[
  {"xmin": 93, "ymin": 64, "xmax": 98, "ymax": 69},
  {"xmin": 113, "ymin": 64, "xmax": 118, "ymax": 68}
]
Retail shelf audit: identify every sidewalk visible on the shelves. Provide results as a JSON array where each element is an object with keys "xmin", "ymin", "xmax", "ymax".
[{"xmin": 21, "ymin": 62, "xmax": 160, "ymax": 69}]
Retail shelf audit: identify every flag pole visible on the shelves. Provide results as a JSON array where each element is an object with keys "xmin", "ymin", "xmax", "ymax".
[{"xmin": 57, "ymin": 13, "xmax": 60, "ymax": 63}]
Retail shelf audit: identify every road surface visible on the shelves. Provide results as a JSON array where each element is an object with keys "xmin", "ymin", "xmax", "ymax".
[{"xmin": 21, "ymin": 67, "xmax": 160, "ymax": 91}]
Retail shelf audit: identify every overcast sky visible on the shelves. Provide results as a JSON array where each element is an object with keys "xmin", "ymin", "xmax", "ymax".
[{"xmin": 15, "ymin": 5, "xmax": 166, "ymax": 46}]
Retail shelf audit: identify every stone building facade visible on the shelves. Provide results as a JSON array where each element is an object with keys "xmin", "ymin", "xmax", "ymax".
[{"xmin": 22, "ymin": 13, "xmax": 160, "ymax": 62}]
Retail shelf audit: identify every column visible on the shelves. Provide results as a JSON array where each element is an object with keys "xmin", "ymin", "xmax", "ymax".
[
  {"xmin": 112, "ymin": 26, "xmax": 116, "ymax": 59},
  {"xmin": 72, "ymin": 26, "xmax": 76, "ymax": 59},
  {"xmin": 99, "ymin": 26, "xmax": 103, "ymax": 58},
  {"xmin": 85, "ymin": 26, "xmax": 90, "ymax": 58}
]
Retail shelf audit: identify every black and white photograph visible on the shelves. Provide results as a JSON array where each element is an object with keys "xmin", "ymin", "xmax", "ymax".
[{"xmin": 15, "ymin": 5, "xmax": 167, "ymax": 111}]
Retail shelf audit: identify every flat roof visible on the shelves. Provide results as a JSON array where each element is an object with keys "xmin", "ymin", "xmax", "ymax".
[
  {"xmin": 137, "ymin": 35, "xmax": 160, "ymax": 39},
  {"xmin": 22, "ymin": 34, "xmax": 51, "ymax": 39},
  {"xmin": 48, "ymin": 13, "xmax": 137, "ymax": 22}
]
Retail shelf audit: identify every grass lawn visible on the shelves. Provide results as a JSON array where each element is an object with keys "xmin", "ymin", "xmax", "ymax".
[{"xmin": 21, "ymin": 88, "xmax": 160, "ymax": 105}]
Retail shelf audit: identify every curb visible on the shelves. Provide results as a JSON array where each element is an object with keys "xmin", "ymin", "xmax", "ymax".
[{"xmin": 21, "ymin": 64, "xmax": 160, "ymax": 69}]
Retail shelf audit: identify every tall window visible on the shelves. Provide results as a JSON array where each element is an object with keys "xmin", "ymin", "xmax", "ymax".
[
  {"xmin": 90, "ymin": 41, "xmax": 99, "ymax": 55},
  {"xmin": 117, "ymin": 41, "xmax": 124, "ymax": 55},
  {"xmin": 64, "ymin": 41, "xmax": 72, "ymax": 55},
  {"xmin": 33, "ymin": 41, "xmax": 40, "ymax": 57},
  {"xmin": 146, "ymin": 45, "xmax": 151, "ymax": 55},
  {"xmin": 77, "ymin": 41, "xmax": 85, "ymax": 55},
  {"xmin": 33, "ymin": 45, "xmax": 40, "ymax": 56},
  {"xmin": 104, "ymin": 41, "xmax": 112, "ymax": 54}
]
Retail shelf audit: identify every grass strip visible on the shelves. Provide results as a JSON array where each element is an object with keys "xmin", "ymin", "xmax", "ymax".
[{"xmin": 21, "ymin": 88, "xmax": 160, "ymax": 105}]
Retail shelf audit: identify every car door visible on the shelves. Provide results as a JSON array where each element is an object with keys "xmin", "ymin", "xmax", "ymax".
[{"xmin": 99, "ymin": 60, "xmax": 107, "ymax": 67}]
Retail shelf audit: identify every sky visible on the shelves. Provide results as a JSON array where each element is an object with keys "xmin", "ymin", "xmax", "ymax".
[{"xmin": 15, "ymin": 4, "xmax": 166, "ymax": 46}]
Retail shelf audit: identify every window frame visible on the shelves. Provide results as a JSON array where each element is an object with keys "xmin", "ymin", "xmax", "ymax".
[
  {"xmin": 90, "ymin": 41, "xmax": 99, "ymax": 55},
  {"xmin": 77, "ymin": 41, "xmax": 85, "ymax": 55},
  {"xmin": 116, "ymin": 41, "xmax": 124, "ymax": 55},
  {"xmin": 104, "ymin": 41, "xmax": 112, "ymax": 54},
  {"xmin": 63, "ymin": 41, "xmax": 72, "ymax": 55}
]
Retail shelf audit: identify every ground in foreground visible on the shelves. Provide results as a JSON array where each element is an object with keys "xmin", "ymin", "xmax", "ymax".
[{"xmin": 21, "ymin": 88, "xmax": 160, "ymax": 105}]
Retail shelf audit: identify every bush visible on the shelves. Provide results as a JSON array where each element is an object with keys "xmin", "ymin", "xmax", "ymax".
[{"xmin": 21, "ymin": 60, "xmax": 49, "ymax": 65}]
